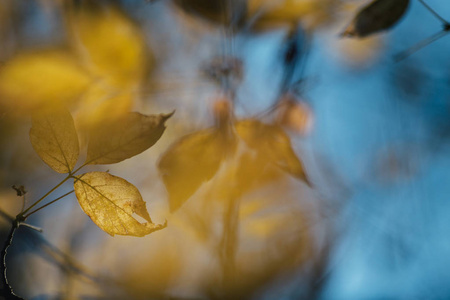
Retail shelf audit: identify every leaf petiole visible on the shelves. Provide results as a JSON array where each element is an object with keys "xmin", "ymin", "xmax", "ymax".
[
  {"xmin": 23, "ymin": 190, "xmax": 75, "ymax": 218},
  {"xmin": 20, "ymin": 174, "xmax": 72, "ymax": 217}
]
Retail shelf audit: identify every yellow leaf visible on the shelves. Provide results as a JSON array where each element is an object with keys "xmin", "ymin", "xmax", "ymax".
[
  {"xmin": 29, "ymin": 108, "xmax": 79, "ymax": 174},
  {"xmin": 158, "ymin": 128, "xmax": 235, "ymax": 212},
  {"xmin": 71, "ymin": 4, "xmax": 148, "ymax": 87},
  {"xmin": 85, "ymin": 111, "xmax": 173, "ymax": 165},
  {"xmin": 249, "ymin": 0, "xmax": 336, "ymax": 30},
  {"xmin": 0, "ymin": 50, "xmax": 91, "ymax": 111},
  {"xmin": 235, "ymin": 119, "xmax": 309, "ymax": 185},
  {"xmin": 75, "ymin": 83, "xmax": 133, "ymax": 130},
  {"xmin": 341, "ymin": 0, "xmax": 410, "ymax": 38},
  {"xmin": 74, "ymin": 172, "xmax": 166, "ymax": 237}
]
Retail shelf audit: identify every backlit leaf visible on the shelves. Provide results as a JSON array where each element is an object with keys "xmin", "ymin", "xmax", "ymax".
[
  {"xmin": 158, "ymin": 128, "xmax": 235, "ymax": 212},
  {"xmin": 74, "ymin": 172, "xmax": 166, "ymax": 237},
  {"xmin": 235, "ymin": 119, "xmax": 309, "ymax": 185},
  {"xmin": 71, "ymin": 4, "xmax": 148, "ymax": 87},
  {"xmin": 0, "ymin": 50, "xmax": 91, "ymax": 111},
  {"xmin": 29, "ymin": 108, "xmax": 79, "ymax": 174},
  {"xmin": 341, "ymin": 0, "xmax": 410, "ymax": 38},
  {"xmin": 85, "ymin": 111, "xmax": 173, "ymax": 165}
]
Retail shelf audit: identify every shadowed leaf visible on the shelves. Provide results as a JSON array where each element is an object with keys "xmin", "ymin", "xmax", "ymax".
[
  {"xmin": 29, "ymin": 108, "xmax": 79, "ymax": 174},
  {"xmin": 235, "ymin": 119, "xmax": 309, "ymax": 185},
  {"xmin": 74, "ymin": 172, "xmax": 166, "ymax": 237},
  {"xmin": 158, "ymin": 128, "xmax": 235, "ymax": 212},
  {"xmin": 342, "ymin": 0, "xmax": 410, "ymax": 38},
  {"xmin": 85, "ymin": 112, "xmax": 173, "ymax": 165}
]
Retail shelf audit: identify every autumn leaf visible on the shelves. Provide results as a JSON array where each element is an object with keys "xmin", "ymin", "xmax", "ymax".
[
  {"xmin": 0, "ymin": 50, "xmax": 91, "ymax": 111},
  {"xmin": 235, "ymin": 119, "xmax": 309, "ymax": 185},
  {"xmin": 158, "ymin": 128, "xmax": 235, "ymax": 212},
  {"xmin": 74, "ymin": 172, "xmax": 166, "ymax": 237},
  {"xmin": 85, "ymin": 111, "xmax": 173, "ymax": 165},
  {"xmin": 248, "ymin": 0, "xmax": 337, "ymax": 30},
  {"xmin": 29, "ymin": 108, "xmax": 80, "ymax": 174},
  {"xmin": 71, "ymin": 3, "xmax": 148, "ymax": 87},
  {"xmin": 341, "ymin": 0, "xmax": 410, "ymax": 38}
]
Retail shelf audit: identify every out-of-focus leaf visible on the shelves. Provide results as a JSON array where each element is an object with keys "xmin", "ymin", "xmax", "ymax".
[
  {"xmin": 235, "ymin": 119, "xmax": 309, "ymax": 185},
  {"xmin": 341, "ymin": 0, "xmax": 410, "ymax": 38},
  {"xmin": 0, "ymin": 50, "xmax": 90, "ymax": 110},
  {"xmin": 85, "ymin": 111, "xmax": 173, "ymax": 165},
  {"xmin": 75, "ymin": 83, "xmax": 133, "ymax": 130},
  {"xmin": 71, "ymin": 4, "xmax": 148, "ymax": 87},
  {"xmin": 29, "ymin": 108, "xmax": 79, "ymax": 174},
  {"xmin": 172, "ymin": 0, "xmax": 247, "ymax": 28},
  {"xmin": 74, "ymin": 172, "xmax": 166, "ymax": 237},
  {"xmin": 248, "ymin": 0, "xmax": 337, "ymax": 30},
  {"xmin": 158, "ymin": 128, "xmax": 235, "ymax": 212}
]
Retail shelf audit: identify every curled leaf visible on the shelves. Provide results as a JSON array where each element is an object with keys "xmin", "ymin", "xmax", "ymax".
[
  {"xmin": 158, "ymin": 128, "xmax": 235, "ymax": 212},
  {"xmin": 86, "ymin": 111, "xmax": 173, "ymax": 165},
  {"xmin": 235, "ymin": 119, "xmax": 309, "ymax": 185},
  {"xmin": 0, "ymin": 50, "xmax": 90, "ymax": 110},
  {"xmin": 74, "ymin": 172, "xmax": 166, "ymax": 237},
  {"xmin": 342, "ymin": 0, "xmax": 410, "ymax": 38},
  {"xmin": 29, "ymin": 108, "xmax": 79, "ymax": 174}
]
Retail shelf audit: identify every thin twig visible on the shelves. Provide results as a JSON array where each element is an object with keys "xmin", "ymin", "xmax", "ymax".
[
  {"xmin": 21, "ymin": 175, "xmax": 72, "ymax": 216},
  {"xmin": 1, "ymin": 220, "xmax": 25, "ymax": 300},
  {"xmin": 23, "ymin": 190, "xmax": 74, "ymax": 218},
  {"xmin": 418, "ymin": 0, "xmax": 449, "ymax": 25},
  {"xmin": 394, "ymin": 30, "xmax": 449, "ymax": 61}
]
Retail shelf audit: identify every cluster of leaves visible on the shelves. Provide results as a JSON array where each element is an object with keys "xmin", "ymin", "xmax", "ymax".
[
  {"xmin": 159, "ymin": 116, "xmax": 310, "ymax": 212},
  {"xmin": 0, "ymin": 2, "xmax": 148, "ymax": 128},
  {"xmin": 29, "ymin": 108, "xmax": 172, "ymax": 236}
]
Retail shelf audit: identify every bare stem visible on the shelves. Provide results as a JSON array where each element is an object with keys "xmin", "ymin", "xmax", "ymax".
[
  {"xmin": 21, "ymin": 175, "xmax": 72, "ymax": 216},
  {"xmin": 23, "ymin": 190, "xmax": 75, "ymax": 219},
  {"xmin": 418, "ymin": 0, "xmax": 449, "ymax": 25},
  {"xmin": 1, "ymin": 220, "xmax": 25, "ymax": 300},
  {"xmin": 394, "ymin": 29, "xmax": 449, "ymax": 61}
]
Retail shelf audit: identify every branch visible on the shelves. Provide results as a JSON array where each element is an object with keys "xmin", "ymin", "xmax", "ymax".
[{"xmin": 1, "ymin": 220, "xmax": 25, "ymax": 300}]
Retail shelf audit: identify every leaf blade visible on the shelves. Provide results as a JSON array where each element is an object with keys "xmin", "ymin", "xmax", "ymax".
[
  {"xmin": 158, "ymin": 128, "xmax": 235, "ymax": 212},
  {"xmin": 74, "ymin": 172, "xmax": 166, "ymax": 237},
  {"xmin": 29, "ymin": 108, "xmax": 79, "ymax": 174},
  {"xmin": 235, "ymin": 119, "xmax": 310, "ymax": 185},
  {"xmin": 85, "ymin": 111, "xmax": 173, "ymax": 165}
]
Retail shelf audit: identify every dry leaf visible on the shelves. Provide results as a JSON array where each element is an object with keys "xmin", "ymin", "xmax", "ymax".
[
  {"xmin": 74, "ymin": 172, "xmax": 166, "ymax": 237},
  {"xmin": 0, "ymin": 50, "xmax": 90, "ymax": 111},
  {"xmin": 29, "ymin": 108, "xmax": 80, "ymax": 174},
  {"xmin": 71, "ymin": 4, "xmax": 148, "ymax": 87},
  {"xmin": 235, "ymin": 119, "xmax": 309, "ymax": 185},
  {"xmin": 342, "ymin": 0, "xmax": 410, "ymax": 38},
  {"xmin": 85, "ymin": 112, "xmax": 173, "ymax": 165},
  {"xmin": 158, "ymin": 128, "xmax": 235, "ymax": 212}
]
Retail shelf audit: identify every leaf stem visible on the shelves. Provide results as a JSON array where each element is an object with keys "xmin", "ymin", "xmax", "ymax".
[
  {"xmin": 20, "ymin": 174, "xmax": 72, "ymax": 216},
  {"xmin": 23, "ymin": 190, "xmax": 75, "ymax": 218}
]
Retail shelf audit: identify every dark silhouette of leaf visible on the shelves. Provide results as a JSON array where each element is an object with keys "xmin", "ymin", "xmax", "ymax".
[
  {"xmin": 342, "ymin": 0, "xmax": 410, "ymax": 38},
  {"xmin": 85, "ymin": 111, "xmax": 173, "ymax": 165},
  {"xmin": 29, "ymin": 108, "xmax": 80, "ymax": 174},
  {"xmin": 74, "ymin": 172, "xmax": 166, "ymax": 237},
  {"xmin": 235, "ymin": 119, "xmax": 310, "ymax": 185},
  {"xmin": 158, "ymin": 128, "xmax": 235, "ymax": 212}
]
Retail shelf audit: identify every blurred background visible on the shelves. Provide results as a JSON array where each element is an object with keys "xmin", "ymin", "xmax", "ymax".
[{"xmin": 1, "ymin": 0, "xmax": 450, "ymax": 299}]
